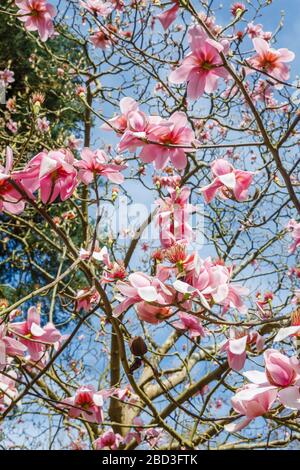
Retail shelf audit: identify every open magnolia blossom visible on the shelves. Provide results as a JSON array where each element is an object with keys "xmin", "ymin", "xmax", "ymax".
[
  {"xmin": 0, "ymin": 147, "xmax": 27, "ymax": 214},
  {"xmin": 169, "ymin": 25, "xmax": 230, "ymax": 99},
  {"xmin": 15, "ymin": 149, "xmax": 78, "ymax": 204},
  {"xmin": 114, "ymin": 271, "xmax": 174, "ymax": 321},
  {"xmin": 173, "ymin": 256, "xmax": 249, "ymax": 314},
  {"xmin": 80, "ymin": 0, "xmax": 113, "ymax": 17},
  {"xmin": 15, "ymin": 0, "xmax": 56, "ymax": 42},
  {"xmin": 248, "ymin": 38, "xmax": 295, "ymax": 83},
  {"xmin": 200, "ymin": 159, "xmax": 254, "ymax": 203},
  {"xmin": 172, "ymin": 311, "xmax": 207, "ymax": 339},
  {"xmin": 93, "ymin": 428, "xmax": 124, "ymax": 450},
  {"xmin": 10, "ymin": 306, "xmax": 62, "ymax": 362},
  {"xmin": 75, "ymin": 287, "xmax": 100, "ymax": 312},
  {"xmin": 75, "ymin": 147, "xmax": 126, "ymax": 184},
  {"xmin": 0, "ymin": 324, "xmax": 27, "ymax": 369},
  {"xmin": 226, "ymin": 349, "xmax": 300, "ymax": 433},
  {"xmin": 103, "ymin": 99, "xmax": 195, "ymax": 170},
  {"xmin": 61, "ymin": 385, "xmax": 104, "ymax": 423},
  {"xmin": 139, "ymin": 112, "xmax": 195, "ymax": 170},
  {"xmin": 220, "ymin": 327, "xmax": 264, "ymax": 371}
]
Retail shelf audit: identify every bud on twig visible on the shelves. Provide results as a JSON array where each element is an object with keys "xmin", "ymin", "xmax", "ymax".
[{"xmin": 129, "ymin": 336, "xmax": 148, "ymax": 357}]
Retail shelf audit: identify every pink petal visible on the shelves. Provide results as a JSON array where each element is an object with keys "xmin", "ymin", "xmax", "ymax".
[
  {"xmin": 278, "ymin": 386, "xmax": 300, "ymax": 410},
  {"xmin": 137, "ymin": 286, "xmax": 158, "ymax": 302},
  {"xmin": 229, "ymin": 336, "xmax": 248, "ymax": 355}
]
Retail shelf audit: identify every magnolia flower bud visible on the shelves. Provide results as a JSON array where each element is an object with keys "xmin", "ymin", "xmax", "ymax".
[{"xmin": 129, "ymin": 336, "xmax": 148, "ymax": 357}]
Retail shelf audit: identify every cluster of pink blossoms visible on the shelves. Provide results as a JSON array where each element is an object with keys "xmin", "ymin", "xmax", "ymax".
[
  {"xmin": 114, "ymin": 243, "xmax": 249, "ymax": 326},
  {"xmin": 0, "ymin": 146, "xmax": 126, "ymax": 214},
  {"xmin": 168, "ymin": 22, "xmax": 294, "ymax": 100},
  {"xmin": 226, "ymin": 350, "xmax": 300, "ymax": 433},
  {"xmin": 94, "ymin": 421, "xmax": 164, "ymax": 450},
  {"xmin": 102, "ymin": 97, "xmax": 196, "ymax": 170}
]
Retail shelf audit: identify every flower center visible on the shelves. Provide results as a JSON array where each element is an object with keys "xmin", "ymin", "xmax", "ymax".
[{"xmin": 200, "ymin": 61, "xmax": 215, "ymax": 71}]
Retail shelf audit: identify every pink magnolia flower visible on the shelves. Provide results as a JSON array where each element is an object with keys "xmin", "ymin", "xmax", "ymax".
[
  {"xmin": 139, "ymin": 112, "xmax": 195, "ymax": 170},
  {"xmin": 75, "ymin": 287, "xmax": 100, "ymax": 312},
  {"xmin": 263, "ymin": 349, "xmax": 300, "ymax": 388},
  {"xmin": 114, "ymin": 272, "xmax": 173, "ymax": 319},
  {"xmin": 181, "ymin": 257, "xmax": 249, "ymax": 314},
  {"xmin": 37, "ymin": 117, "xmax": 50, "ymax": 133},
  {"xmin": 225, "ymin": 383, "xmax": 277, "ymax": 433},
  {"xmin": 0, "ymin": 69, "xmax": 15, "ymax": 85},
  {"xmin": 118, "ymin": 111, "xmax": 165, "ymax": 155},
  {"xmin": 61, "ymin": 385, "xmax": 104, "ymax": 423},
  {"xmin": 169, "ymin": 25, "xmax": 230, "ymax": 99},
  {"xmin": 153, "ymin": 175, "xmax": 181, "ymax": 189},
  {"xmin": 79, "ymin": 242, "xmax": 108, "ymax": 262},
  {"xmin": 144, "ymin": 428, "xmax": 164, "ymax": 448},
  {"xmin": 80, "ymin": 0, "xmax": 113, "ymax": 16},
  {"xmin": 101, "ymin": 97, "xmax": 139, "ymax": 133},
  {"xmin": 94, "ymin": 429, "xmax": 123, "ymax": 450},
  {"xmin": 16, "ymin": 149, "xmax": 78, "ymax": 204},
  {"xmin": 220, "ymin": 327, "xmax": 264, "ymax": 371},
  {"xmin": 286, "ymin": 219, "xmax": 300, "ymax": 253},
  {"xmin": 90, "ymin": 29, "xmax": 113, "ymax": 50},
  {"xmin": 66, "ymin": 135, "xmax": 83, "ymax": 150},
  {"xmin": 248, "ymin": 38, "xmax": 295, "ymax": 83},
  {"xmin": 107, "ymin": 386, "xmax": 139, "ymax": 403},
  {"xmin": 0, "ymin": 324, "xmax": 27, "ymax": 369},
  {"xmin": 75, "ymin": 148, "xmax": 126, "ymax": 185},
  {"xmin": 0, "ymin": 147, "xmax": 28, "ymax": 215},
  {"xmin": 156, "ymin": 1, "xmax": 179, "ymax": 30},
  {"xmin": 96, "ymin": 246, "xmax": 127, "ymax": 283},
  {"xmin": 246, "ymin": 22, "xmax": 263, "ymax": 39},
  {"xmin": 200, "ymin": 159, "xmax": 254, "ymax": 203},
  {"xmin": 172, "ymin": 312, "xmax": 206, "ymax": 339},
  {"xmin": 15, "ymin": 0, "xmax": 56, "ymax": 42},
  {"xmin": 241, "ymin": 350, "xmax": 300, "ymax": 413},
  {"xmin": 10, "ymin": 306, "xmax": 62, "ymax": 362},
  {"xmin": 0, "ymin": 372, "xmax": 18, "ymax": 411},
  {"xmin": 6, "ymin": 119, "xmax": 18, "ymax": 134},
  {"xmin": 159, "ymin": 242, "xmax": 197, "ymax": 278}
]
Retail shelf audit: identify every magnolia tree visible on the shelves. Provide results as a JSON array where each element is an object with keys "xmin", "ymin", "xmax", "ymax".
[{"xmin": 0, "ymin": 0, "xmax": 299, "ymax": 451}]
